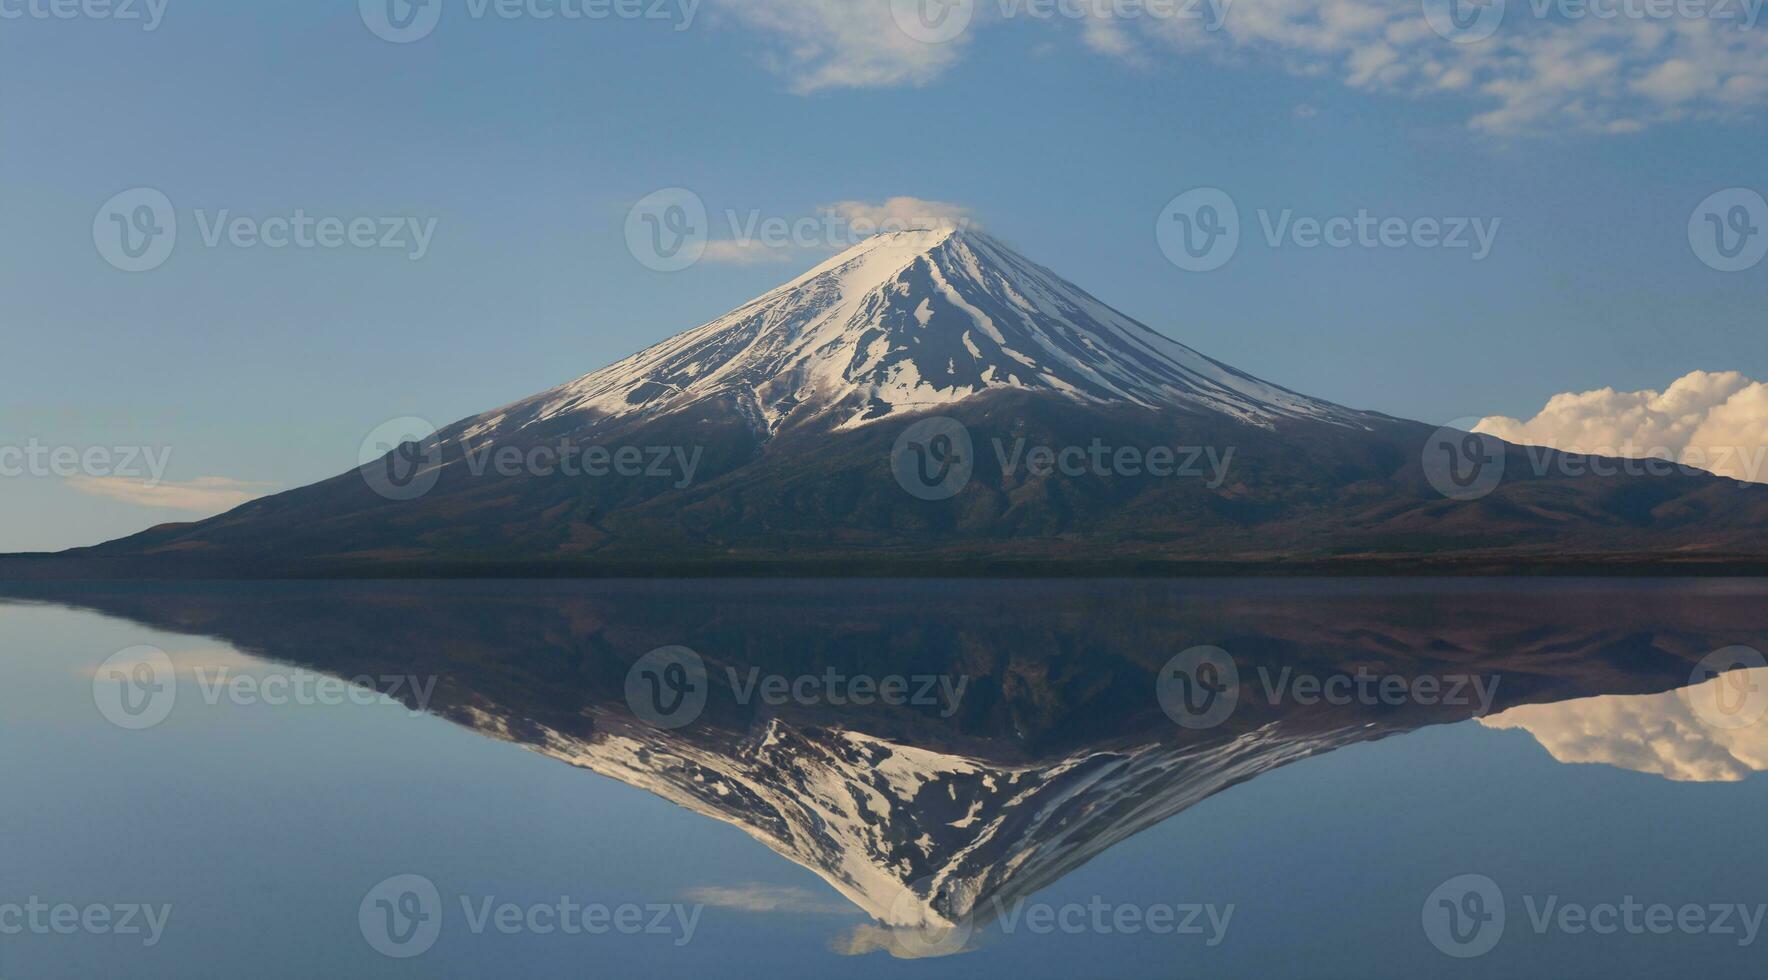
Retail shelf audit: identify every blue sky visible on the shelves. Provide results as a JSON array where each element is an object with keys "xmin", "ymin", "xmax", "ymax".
[{"xmin": 2, "ymin": 0, "xmax": 1765, "ymax": 551}]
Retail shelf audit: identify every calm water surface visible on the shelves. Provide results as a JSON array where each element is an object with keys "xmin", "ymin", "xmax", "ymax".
[{"xmin": 1, "ymin": 579, "xmax": 1765, "ymax": 979}]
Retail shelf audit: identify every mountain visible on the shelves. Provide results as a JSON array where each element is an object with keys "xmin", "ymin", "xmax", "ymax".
[
  {"xmin": 14, "ymin": 227, "xmax": 1768, "ymax": 577},
  {"xmin": 494, "ymin": 228, "xmax": 1366, "ymax": 433}
]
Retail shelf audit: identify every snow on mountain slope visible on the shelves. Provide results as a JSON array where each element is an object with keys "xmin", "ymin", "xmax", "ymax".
[{"xmin": 461, "ymin": 228, "xmax": 1367, "ymax": 442}]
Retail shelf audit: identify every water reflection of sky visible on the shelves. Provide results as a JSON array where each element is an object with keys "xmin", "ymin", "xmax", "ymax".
[
  {"xmin": 2, "ymin": 583, "xmax": 1766, "ymax": 979},
  {"xmin": 1484, "ymin": 667, "xmax": 1768, "ymax": 783}
]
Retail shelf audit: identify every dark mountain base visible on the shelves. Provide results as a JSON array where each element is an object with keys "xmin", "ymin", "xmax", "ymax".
[
  {"xmin": 14, "ymin": 392, "xmax": 1768, "ymax": 579},
  {"xmin": 7, "ymin": 554, "xmax": 1768, "ymax": 581}
]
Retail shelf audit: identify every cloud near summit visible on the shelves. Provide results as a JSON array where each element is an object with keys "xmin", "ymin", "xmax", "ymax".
[
  {"xmin": 821, "ymin": 197, "xmax": 975, "ymax": 232},
  {"xmin": 699, "ymin": 196, "xmax": 976, "ymax": 263}
]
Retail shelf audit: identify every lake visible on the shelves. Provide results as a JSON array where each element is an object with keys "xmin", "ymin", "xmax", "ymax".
[{"xmin": 2, "ymin": 579, "xmax": 1764, "ymax": 978}]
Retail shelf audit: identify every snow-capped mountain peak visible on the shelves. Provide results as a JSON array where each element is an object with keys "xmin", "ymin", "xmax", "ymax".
[{"xmin": 474, "ymin": 227, "xmax": 1365, "ymax": 441}]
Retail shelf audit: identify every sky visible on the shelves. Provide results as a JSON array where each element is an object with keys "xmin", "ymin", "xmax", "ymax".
[{"xmin": 2, "ymin": 0, "xmax": 1765, "ymax": 551}]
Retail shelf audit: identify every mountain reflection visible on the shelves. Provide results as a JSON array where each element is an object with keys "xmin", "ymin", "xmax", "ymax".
[{"xmin": 8, "ymin": 579, "xmax": 1765, "ymax": 954}]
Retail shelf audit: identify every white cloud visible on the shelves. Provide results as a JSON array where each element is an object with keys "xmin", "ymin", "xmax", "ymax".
[
  {"xmin": 712, "ymin": 0, "xmax": 1768, "ymax": 134},
  {"xmin": 76, "ymin": 645, "xmax": 262, "ymax": 678},
  {"xmin": 699, "ymin": 197, "xmax": 976, "ymax": 263},
  {"xmin": 1133, "ymin": 1, "xmax": 1768, "ymax": 135},
  {"xmin": 67, "ymin": 475, "xmax": 273, "ymax": 513},
  {"xmin": 1481, "ymin": 668, "xmax": 1768, "ymax": 782},
  {"xmin": 830, "ymin": 922, "xmax": 976, "ymax": 958},
  {"xmin": 820, "ymin": 196, "xmax": 975, "ymax": 232},
  {"xmin": 1632, "ymin": 56, "xmax": 1710, "ymax": 102},
  {"xmin": 1080, "ymin": 16, "xmax": 1144, "ymax": 61},
  {"xmin": 709, "ymin": 0, "xmax": 971, "ymax": 93},
  {"xmin": 701, "ymin": 239, "xmax": 798, "ymax": 264},
  {"xmin": 1474, "ymin": 370, "xmax": 1768, "ymax": 484},
  {"xmin": 683, "ymin": 883, "xmax": 854, "ymax": 915}
]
